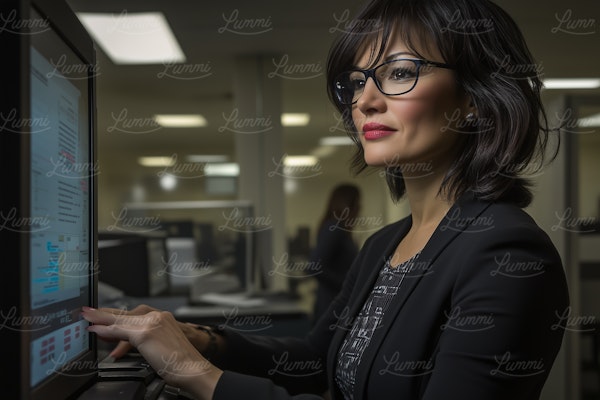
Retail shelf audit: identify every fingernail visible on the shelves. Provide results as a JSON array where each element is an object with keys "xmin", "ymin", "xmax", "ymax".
[{"xmin": 82, "ymin": 306, "xmax": 96, "ymax": 312}]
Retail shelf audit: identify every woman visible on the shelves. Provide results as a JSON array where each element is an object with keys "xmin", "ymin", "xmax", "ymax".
[
  {"xmin": 83, "ymin": 0, "xmax": 569, "ymax": 399},
  {"xmin": 310, "ymin": 183, "xmax": 361, "ymax": 324}
]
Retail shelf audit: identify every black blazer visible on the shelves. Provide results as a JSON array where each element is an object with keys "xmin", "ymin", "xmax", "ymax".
[{"xmin": 213, "ymin": 194, "xmax": 569, "ymax": 399}]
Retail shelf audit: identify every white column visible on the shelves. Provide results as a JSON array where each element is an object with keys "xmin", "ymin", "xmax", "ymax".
[{"xmin": 232, "ymin": 55, "xmax": 287, "ymax": 291}]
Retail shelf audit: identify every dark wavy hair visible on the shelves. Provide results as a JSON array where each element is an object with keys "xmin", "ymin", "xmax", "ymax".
[{"xmin": 326, "ymin": 0, "xmax": 557, "ymax": 207}]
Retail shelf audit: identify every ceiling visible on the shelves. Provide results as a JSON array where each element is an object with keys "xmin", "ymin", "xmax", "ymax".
[{"xmin": 64, "ymin": 0, "xmax": 600, "ymax": 182}]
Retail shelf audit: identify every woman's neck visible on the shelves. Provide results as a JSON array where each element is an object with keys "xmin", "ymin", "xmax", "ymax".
[{"xmin": 402, "ymin": 162, "xmax": 455, "ymax": 230}]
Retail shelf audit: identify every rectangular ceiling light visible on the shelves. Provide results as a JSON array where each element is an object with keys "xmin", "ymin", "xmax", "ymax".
[
  {"xmin": 185, "ymin": 155, "xmax": 228, "ymax": 163},
  {"xmin": 204, "ymin": 163, "xmax": 240, "ymax": 177},
  {"xmin": 284, "ymin": 155, "xmax": 318, "ymax": 167},
  {"xmin": 543, "ymin": 78, "xmax": 600, "ymax": 89},
  {"xmin": 281, "ymin": 113, "xmax": 310, "ymax": 127},
  {"xmin": 77, "ymin": 12, "xmax": 185, "ymax": 64},
  {"xmin": 319, "ymin": 136, "xmax": 354, "ymax": 146},
  {"xmin": 154, "ymin": 114, "xmax": 207, "ymax": 127},
  {"xmin": 138, "ymin": 156, "xmax": 175, "ymax": 167},
  {"xmin": 578, "ymin": 113, "xmax": 600, "ymax": 128}
]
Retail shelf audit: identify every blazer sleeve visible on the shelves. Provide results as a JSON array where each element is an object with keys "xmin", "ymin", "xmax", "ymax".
[{"xmin": 421, "ymin": 222, "xmax": 569, "ymax": 400}]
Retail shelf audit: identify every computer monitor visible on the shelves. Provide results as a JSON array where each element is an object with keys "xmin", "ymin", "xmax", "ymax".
[{"xmin": 0, "ymin": 0, "xmax": 97, "ymax": 399}]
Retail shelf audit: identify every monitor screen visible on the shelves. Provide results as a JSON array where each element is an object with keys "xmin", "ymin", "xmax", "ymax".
[{"xmin": 28, "ymin": 11, "xmax": 93, "ymax": 389}]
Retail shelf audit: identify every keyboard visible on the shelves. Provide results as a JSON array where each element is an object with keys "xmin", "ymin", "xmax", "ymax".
[{"xmin": 77, "ymin": 353, "xmax": 195, "ymax": 400}]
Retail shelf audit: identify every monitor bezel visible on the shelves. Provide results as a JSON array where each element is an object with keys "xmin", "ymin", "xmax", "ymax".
[{"xmin": 0, "ymin": 0, "xmax": 98, "ymax": 398}]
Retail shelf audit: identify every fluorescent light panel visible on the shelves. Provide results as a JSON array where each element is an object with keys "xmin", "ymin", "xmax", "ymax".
[
  {"xmin": 154, "ymin": 114, "xmax": 207, "ymax": 127},
  {"xmin": 284, "ymin": 155, "xmax": 318, "ymax": 167},
  {"xmin": 281, "ymin": 113, "xmax": 310, "ymax": 127},
  {"xmin": 138, "ymin": 156, "xmax": 175, "ymax": 167},
  {"xmin": 185, "ymin": 155, "xmax": 228, "ymax": 163},
  {"xmin": 543, "ymin": 79, "xmax": 600, "ymax": 89},
  {"xmin": 77, "ymin": 12, "xmax": 185, "ymax": 64},
  {"xmin": 578, "ymin": 113, "xmax": 600, "ymax": 128},
  {"xmin": 319, "ymin": 136, "xmax": 354, "ymax": 146},
  {"xmin": 204, "ymin": 163, "xmax": 239, "ymax": 177}
]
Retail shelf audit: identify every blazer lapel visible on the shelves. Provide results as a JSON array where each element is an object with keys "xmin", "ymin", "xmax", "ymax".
[
  {"xmin": 327, "ymin": 215, "xmax": 412, "ymax": 398},
  {"xmin": 351, "ymin": 193, "xmax": 492, "ymax": 399}
]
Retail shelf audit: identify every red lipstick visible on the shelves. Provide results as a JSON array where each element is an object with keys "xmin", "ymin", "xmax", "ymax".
[{"xmin": 362, "ymin": 122, "xmax": 395, "ymax": 140}]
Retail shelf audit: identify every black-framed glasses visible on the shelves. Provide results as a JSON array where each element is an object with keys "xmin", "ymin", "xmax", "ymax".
[{"xmin": 333, "ymin": 58, "xmax": 454, "ymax": 105}]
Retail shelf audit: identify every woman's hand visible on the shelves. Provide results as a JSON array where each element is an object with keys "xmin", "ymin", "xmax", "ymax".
[
  {"xmin": 82, "ymin": 306, "xmax": 222, "ymax": 400},
  {"xmin": 95, "ymin": 304, "xmax": 210, "ymax": 359}
]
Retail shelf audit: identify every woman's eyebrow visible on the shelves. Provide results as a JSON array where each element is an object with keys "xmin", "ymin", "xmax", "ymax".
[{"xmin": 385, "ymin": 51, "xmax": 416, "ymax": 61}]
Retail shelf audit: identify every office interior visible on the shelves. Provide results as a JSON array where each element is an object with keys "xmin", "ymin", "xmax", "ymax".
[{"xmin": 65, "ymin": 1, "xmax": 599, "ymax": 399}]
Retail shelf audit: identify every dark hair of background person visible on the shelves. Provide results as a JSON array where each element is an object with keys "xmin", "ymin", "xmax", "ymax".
[
  {"xmin": 326, "ymin": 0, "xmax": 560, "ymax": 208},
  {"xmin": 318, "ymin": 183, "xmax": 361, "ymax": 232}
]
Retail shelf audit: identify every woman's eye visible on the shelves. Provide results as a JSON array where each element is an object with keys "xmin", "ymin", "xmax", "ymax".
[
  {"xmin": 349, "ymin": 77, "xmax": 365, "ymax": 89},
  {"xmin": 389, "ymin": 68, "xmax": 415, "ymax": 81}
]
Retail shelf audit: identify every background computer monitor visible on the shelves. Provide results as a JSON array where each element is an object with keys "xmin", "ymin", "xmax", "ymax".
[{"xmin": 0, "ymin": 0, "xmax": 97, "ymax": 398}]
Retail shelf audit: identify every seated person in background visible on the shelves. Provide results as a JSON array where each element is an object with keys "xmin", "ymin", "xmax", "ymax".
[
  {"xmin": 83, "ymin": 0, "xmax": 570, "ymax": 399},
  {"xmin": 310, "ymin": 183, "xmax": 361, "ymax": 324}
]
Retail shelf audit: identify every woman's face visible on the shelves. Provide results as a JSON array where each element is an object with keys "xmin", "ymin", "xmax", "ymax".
[{"xmin": 351, "ymin": 34, "xmax": 471, "ymax": 175}]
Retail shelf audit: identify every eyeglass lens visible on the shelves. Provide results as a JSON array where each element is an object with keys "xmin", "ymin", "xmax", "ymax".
[{"xmin": 335, "ymin": 59, "xmax": 420, "ymax": 104}]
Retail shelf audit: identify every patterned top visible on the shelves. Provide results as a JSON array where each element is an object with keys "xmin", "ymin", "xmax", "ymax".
[{"xmin": 334, "ymin": 252, "xmax": 421, "ymax": 400}]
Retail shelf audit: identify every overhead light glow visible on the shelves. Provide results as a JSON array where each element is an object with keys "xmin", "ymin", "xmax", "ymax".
[
  {"xmin": 154, "ymin": 114, "xmax": 207, "ymax": 127},
  {"xmin": 281, "ymin": 113, "xmax": 310, "ymax": 127},
  {"xmin": 319, "ymin": 136, "xmax": 354, "ymax": 146},
  {"xmin": 160, "ymin": 174, "xmax": 177, "ymax": 191},
  {"xmin": 77, "ymin": 12, "xmax": 185, "ymax": 64},
  {"xmin": 138, "ymin": 156, "xmax": 175, "ymax": 167},
  {"xmin": 543, "ymin": 79, "xmax": 600, "ymax": 89},
  {"xmin": 185, "ymin": 154, "xmax": 228, "ymax": 163},
  {"xmin": 204, "ymin": 163, "xmax": 240, "ymax": 177},
  {"xmin": 578, "ymin": 113, "xmax": 600, "ymax": 128},
  {"xmin": 283, "ymin": 155, "xmax": 318, "ymax": 167}
]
